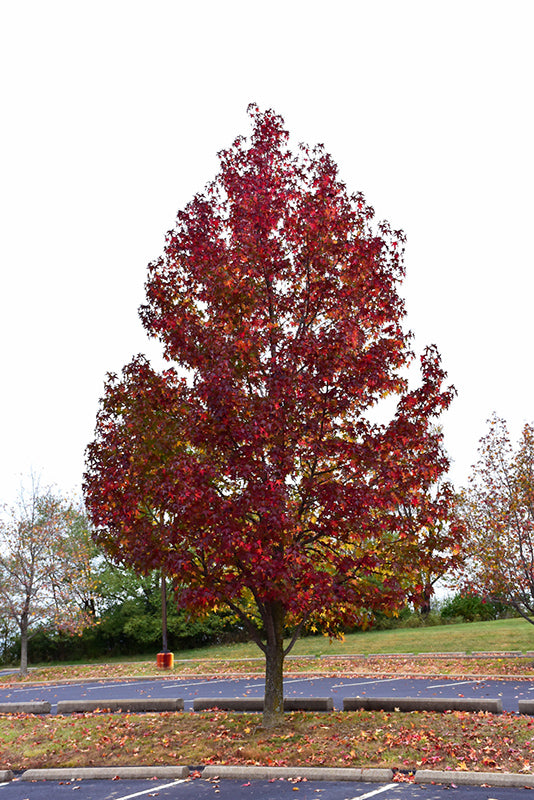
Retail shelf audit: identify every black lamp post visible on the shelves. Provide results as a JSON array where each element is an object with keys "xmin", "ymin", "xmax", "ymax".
[
  {"xmin": 157, "ymin": 570, "xmax": 173, "ymax": 668},
  {"xmin": 161, "ymin": 569, "xmax": 168, "ymax": 653}
]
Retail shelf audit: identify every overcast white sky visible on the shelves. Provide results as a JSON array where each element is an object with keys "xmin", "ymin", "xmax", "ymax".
[{"xmin": 1, "ymin": 1, "xmax": 532, "ymax": 507}]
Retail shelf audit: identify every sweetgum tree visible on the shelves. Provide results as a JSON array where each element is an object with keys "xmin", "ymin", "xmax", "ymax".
[{"xmin": 84, "ymin": 106, "xmax": 461, "ymax": 726}]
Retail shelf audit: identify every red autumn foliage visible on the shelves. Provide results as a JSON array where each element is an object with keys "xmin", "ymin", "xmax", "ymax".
[{"xmin": 84, "ymin": 105, "xmax": 461, "ymax": 726}]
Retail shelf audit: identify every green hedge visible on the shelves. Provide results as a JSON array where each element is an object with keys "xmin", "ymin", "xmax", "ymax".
[
  {"xmin": 0, "ymin": 604, "xmax": 246, "ymax": 665},
  {"xmin": 440, "ymin": 592, "xmax": 510, "ymax": 622}
]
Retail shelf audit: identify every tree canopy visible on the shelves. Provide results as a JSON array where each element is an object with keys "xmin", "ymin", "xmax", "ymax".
[
  {"xmin": 84, "ymin": 106, "xmax": 461, "ymax": 725},
  {"xmin": 459, "ymin": 415, "xmax": 534, "ymax": 621},
  {"xmin": 0, "ymin": 482, "xmax": 95, "ymax": 674}
]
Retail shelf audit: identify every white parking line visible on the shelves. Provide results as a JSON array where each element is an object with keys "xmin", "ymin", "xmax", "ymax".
[
  {"xmin": 8, "ymin": 677, "xmax": 231, "ymax": 695},
  {"xmin": 331, "ymin": 678, "xmax": 404, "ymax": 689},
  {"xmin": 244, "ymin": 678, "xmax": 312, "ymax": 688},
  {"xmin": 347, "ymin": 784, "xmax": 397, "ymax": 799},
  {"xmin": 165, "ymin": 678, "xmax": 231, "ymax": 689},
  {"xmin": 11, "ymin": 684, "xmax": 85, "ymax": 695},
  {"xmin": 114, "ymin": 779, "xmax": 188, "ymax": 799},
  {"xmin": 10, "ymin": 680, "xmax": 134, "ymax": 694},
  {"xmin": 427, "ymin": 679, "xmax": 484, "ymax": 689},
  {"xmin": 85, "ymin": 680, "xmax": 156, "ymax": 691}
]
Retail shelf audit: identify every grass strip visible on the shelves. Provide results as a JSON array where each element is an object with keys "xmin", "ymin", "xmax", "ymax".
[
  {"xmin": 2, "ymin": 655, "xmax": 534, "ymax": 685},
  {"xmin": 1, "ymin": 710, "xmax": 534, "ymax": 774},
  {"xmin": 3, "ymin": 617, "xmax": 534, "ymax": 682}
]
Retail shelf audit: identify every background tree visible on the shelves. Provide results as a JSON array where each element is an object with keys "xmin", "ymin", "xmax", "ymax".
[
  {"xmin": 84, "ymin": 106, "xmax": 461, "ymax": 726},
  {"xmin": 0, "ymin": 554, "xmax": 242, "ymax": 665},
  {"xmin": 0, "ymin": 481, "xmax": 95, "ymax": 674},
  {"xmin": 458, "ymin": 415, "xmax": 534, "ymax": 622}
]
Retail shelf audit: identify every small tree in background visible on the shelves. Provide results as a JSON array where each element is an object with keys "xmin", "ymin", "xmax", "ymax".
[
  {"xmin": 459, "ymin": 415, "xmax": 534, "ymax": 622},
  {"xmin": 0, "ymin": 480, "xmax": 95, "ymax": 674},
  {"xmin": 85, "ymin": 106, "xmax": 461, "ymax": 726}
]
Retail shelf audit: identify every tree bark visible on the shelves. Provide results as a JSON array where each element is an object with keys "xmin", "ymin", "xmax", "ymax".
[
  {"xmin": 262, "ymin": 601, "xmax": 285, "ymax": 728},
  {"xmin": 420, "ymin": 583, "xmax": 432, "ymax": 617}
]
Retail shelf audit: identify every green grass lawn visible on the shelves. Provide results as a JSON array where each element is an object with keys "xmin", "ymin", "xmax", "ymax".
[
  {"xmin": 2, "ymin": 709, "xmax": 534, "ymax": 773},
  {"xmin": 22, "ymin": 616, "xmax": 532, "ymax": 671},
  {"xmin": 161, "ymin": 616, "xmax": 534, "ymax": 663}
]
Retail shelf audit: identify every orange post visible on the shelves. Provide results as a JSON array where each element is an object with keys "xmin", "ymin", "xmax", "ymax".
[{"xmin": 157, "ymin": 652, "xmax": 174, "ymax": 669}]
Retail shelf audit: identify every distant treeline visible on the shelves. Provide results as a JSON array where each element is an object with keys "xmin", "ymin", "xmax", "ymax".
[
  {"xmin": 0, "ymin": 587, "xmax": 512, "ymax": 666},
  {"xmin": 0, "ymin": 595, "xmax": 246, "ymax": 665}
]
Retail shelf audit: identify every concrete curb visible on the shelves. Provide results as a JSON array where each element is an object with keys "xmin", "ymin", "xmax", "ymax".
[
  {"xmin": 3, "ymin": 765, "xmax": 533, "ymax": 788},
  {"xmin": 0, "ymin": 694, "xmax": 507, "ymax": 716},
  {"xmin": 193, "ymin": 697, "xmax": 333, "ymax": 712},
  {"xmin": 414, "ymin": 770, "xmax": 534, "ymax": 787},
  {"xmin": 20, "ymin": 766, "xmax": 189, "ymax": 781},
  {"xmin": 202, "ymin": 765, "xmax": 392, "ymax": 782},
  {"xmin": 194, "ymin": 697, "xmax": 263, "ymax": 712},
  {"xmin": 343, "ymin": 696, "xmax": 503, "ymax": 714},
  {"xmin": 56, "ymin": 698, "xmax": 184, "ymax": 714},
  {"xmin": 0, "ymin": 694, "xmax": 506, "ymax": 717},
  {"xmin": 0, "ymin": 701, "xmax": 51, "ymax": 714},
  {"xmin": 284, "ymin": 697, "xmax": 333, "ymax": 712}
]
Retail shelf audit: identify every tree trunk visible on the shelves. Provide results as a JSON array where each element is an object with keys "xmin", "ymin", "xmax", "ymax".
[
  {"xmin": 19, "ymin": 614, "xmax": 28, "ymax": 677},
  {"xmin": 420, "ymin": 584, "xmax": 432, "ymax": 617},
  {"xmin": 262, "ymin": 601, "xmax": 285, "ymax": 728}
]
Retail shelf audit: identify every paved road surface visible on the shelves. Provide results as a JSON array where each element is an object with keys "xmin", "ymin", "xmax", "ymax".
[
  {"xmin": 0, "ymin": 675, "xmax": 532, "ymax": 712},
  {"xmin": 2, "ymin": 776, "xmax": 534, "ymax": 800},
  {"xmin": 2, "ymin": 676, "xmax": 533, "ymax": 798}
]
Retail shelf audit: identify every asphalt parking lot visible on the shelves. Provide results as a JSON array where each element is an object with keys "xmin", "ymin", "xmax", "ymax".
[
  {"xmin": 3, "ymin": 675, "xmax": 534, "ymax": 798},
  {"xmin": 3, "ymin": 775, "xmax": 534, "ymax": 800},
  {"xmin": 0, "ymin": 675, "xmax": 532, "ymax": 713}
]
